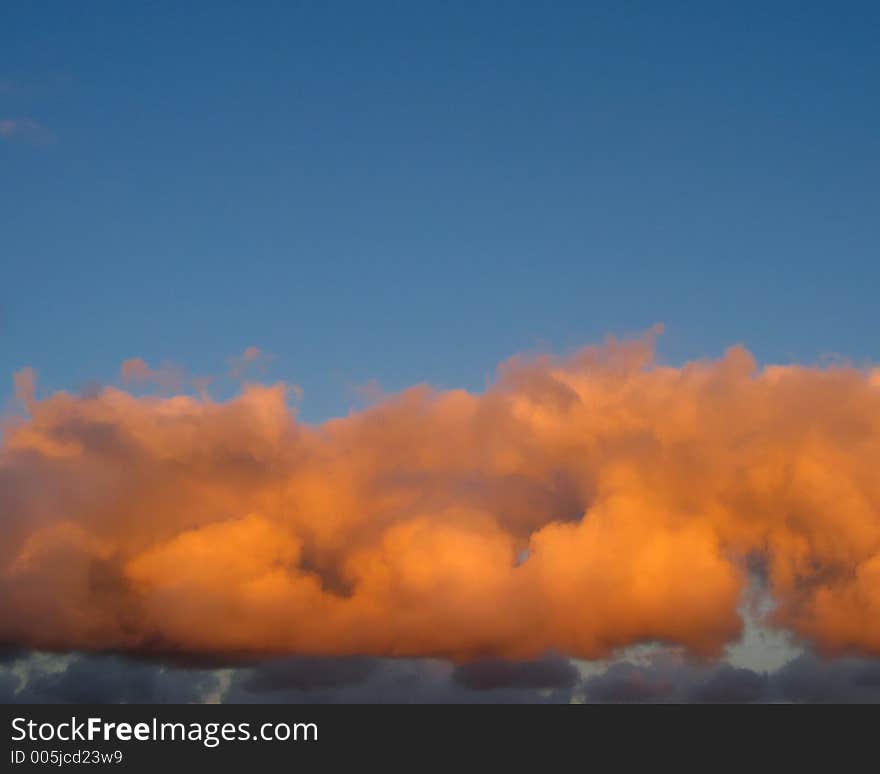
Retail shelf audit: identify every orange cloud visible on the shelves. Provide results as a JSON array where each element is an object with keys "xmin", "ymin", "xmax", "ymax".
[
  {"xmin": 120, "ymin": 358, "xmax": 184, "ymax": 393},
  {"xmin": 2, "ymin": 331, "xmax": 879, "ymax": 662},
  {"xmin": 229, "ymin": 346, "xmax": 274, "ymax": 379}
]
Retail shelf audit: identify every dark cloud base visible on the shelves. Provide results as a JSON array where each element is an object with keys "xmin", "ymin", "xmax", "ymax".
[{"xmin": 3, "ymin": 650, "xmax": 880, "ymax": 704}]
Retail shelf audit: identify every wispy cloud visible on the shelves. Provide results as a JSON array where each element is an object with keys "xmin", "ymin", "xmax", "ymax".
[
  {"xmin": 0, "ymin": 71, "xmax": 73, "ymax": 94},
  {"xmin": 0, "ymin": 118, "xmax": 54, "ymax": 145}
]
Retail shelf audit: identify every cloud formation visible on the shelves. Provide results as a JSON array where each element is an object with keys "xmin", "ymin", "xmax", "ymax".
[
  {"xmin": 0, "ymin": 652, "xmax": 220, "ymax": 704},
  {"xmin": 581, "ymin": 650, "xmax": 880, "ymax": 704},
  {"xmin": 224, "ymin": 654, "xmax": 579, "ymax": 704},
  {"xmin": 2, "ymin": 330, "xmax": 880, "ymax": 663},
  {"xmin": 0, "ymin": 118, "xmax": 53, "ymax": 144},
  {"xmin": 5, "ymin": 648, "xmax": 880, "ymax": 704},
  {"xmin": 120, "ymin": 358, "xmax": 184, "ymax": 393}
]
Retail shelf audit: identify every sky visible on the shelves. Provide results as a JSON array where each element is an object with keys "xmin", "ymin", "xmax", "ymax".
[
  {"xmin": 2, "ymin": 1, "xmax": 878, "ymax": 421},
  {"xmin": 2, "ymin": 2, "xmax": 880, "ymax": 703}
]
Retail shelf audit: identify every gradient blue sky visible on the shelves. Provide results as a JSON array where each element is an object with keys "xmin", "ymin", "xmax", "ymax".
[{"xmin": 2, "ymin": 1, "xmax": 878, "ymax": 421}]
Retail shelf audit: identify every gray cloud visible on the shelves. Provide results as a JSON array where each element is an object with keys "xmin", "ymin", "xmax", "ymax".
[
  {"xmin": 452, "ymin": 656, "xmax": 579, "ymax": 692},
  {"xmin": 689, "ymin": 665, "xmax": 769, "ymax": 703},
  {"xmin": 582, "ymin": 651, "xmax": 880, "ymax": 704},
  {"xmin": 0, "ymin": 645, "xmax": 26, "ymax": 665},
  {"xmin": 4, "ymin": 649, "xmax": 880, "ymax": 704},
  {"xmin": 239, "ymin": 656, "xmax": 378, "ymax": 693},
  {"xmin": 226, "ymin": 656, "xmax": 577, "ymax": 704},
  {"xmin": 0, "ymin": 671, "xmax": 20, "ymax": 701},
  {"xmin": 771, "ymin": 654, "xmax": 880, "ymax": 704},
  {"xmin": 2, "ymin": 652, "xmax": 219, "ymax": 704}
]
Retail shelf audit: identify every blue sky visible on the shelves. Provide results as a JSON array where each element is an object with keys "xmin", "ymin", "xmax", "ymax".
[{"xmin": 2, "ymin": 1, "xmax": 878, "ymax": 422}]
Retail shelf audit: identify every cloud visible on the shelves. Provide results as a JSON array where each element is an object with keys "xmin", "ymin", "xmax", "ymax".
[
  {"xmin": 0, "ymin": 118, "xmax": 53, "ymax": 144},
  {"xmin": 771, "ymin": 653, "xmax": 880, "ymax": 703},
  {"xmin": 0, "ymin": 671, "xmax": 19, "ymax": 701},
  {"xmin": 12, "ymin": 366, "xmax": 36, "ymax": 408},
  {"xmin": 4, "ymin": 647, "xmax": 880, "ymax": 704},
  {"xmin": 0, "ymin": 645, "xmax": 26, "ymax": 665},
  {"xmin": 1, "ymin": 330, "xmax": 880, "ymax": 663},
  {"xmin": 581, "ymin": 649, "xmax": 880, "ymax": 704},
  {"xmin": 689, "ymin": 665, "xmax": 768, "ymax": 703},
  {"xmin": 229, "ymin": 346, "xmax": 274, "ymax": 380},
  {"xmin": 1, "ymin": 652, "xmax": 219, "ymax": 704},
  {"xmin": 238, "ymin": 656, "xmax": 378, "ymax": 693},
  {"xmin": 120, "ymin": 358, "xmax": 184, "ymax": 392},
  {"xmin": 452, "ymin": 656, "xmax": 579, "ymax": 691},
  {"xmin": 226, "ymin": 656, "xmax": 577, "ymax": 704},
  {"xmin": 0, "ymin": 72, "xmax": 72, "ymax": 95},
  {"xmin": 0, "ymin": 650, "xmax": 579, "ymax": 704}
]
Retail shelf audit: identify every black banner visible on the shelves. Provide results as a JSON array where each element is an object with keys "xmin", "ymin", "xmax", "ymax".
[{"xmin": 2, "ymin": 704, "xmax": 872, "ymax": 770}]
